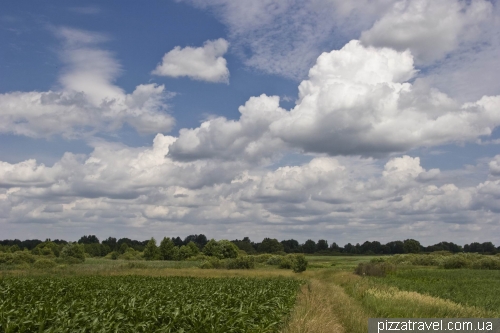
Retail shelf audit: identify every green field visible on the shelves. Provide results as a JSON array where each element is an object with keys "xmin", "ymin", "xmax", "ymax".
[
  {"xmin": 371, "ymin": 268, "xmax": 500, "ymax": 311},
  {"xmin": 1, "ymin": 254, "xmax": 500, "ymax": 333},
  {"xmin": 0, "ymin": 275, "xmax": 302, "ymax": 333}
]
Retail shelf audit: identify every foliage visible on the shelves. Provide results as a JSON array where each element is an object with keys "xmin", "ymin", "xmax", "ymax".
[
  {"xmin": 0, "ymin": 251, "xmax": 37, "ymax": 267},
  {"xmin": 143, "ymin": 238, "xmax": 160, "ymax": 261},
  {"xmin": 258, "ymin": 238, "xmax": 284, "ymax": 253},
  {"xmin": 291, "ymin": 254, "xmax": 308, "ymax": 273},
  {"xmin": 302, "ymin": 240, "xmax": 317, "ymax": 254},
  {"xmin": 33, "ymin": 259, "xmax": 57, "ymax": 270},
  {"xmin": 203, "ymin": 239, "xmax": 239, "ymax": 259},
  {"xmin": 159, "ymin": 237, "xmax": 176, "ymax": 260},
  {"xmin": 77, "ymin": 235, "xmax": 99, "ymax": 244},
  {"xmin": 32, "ymin": 241, "xmax": 61, "ymax": 257},
  {"xmin": 225, "ymin": 256, "xmax": 255, "ymax": 269},
  {"xmin": 0, "ymin": 275, "xmax": 302, "ymax": 333},
  {"xmin": 355, "ymin": 262, "xmax": 396, "ymax": 277},
  {"xmin": 383, "ymin": 253, "xmax": 500, "ymax": 270},
  {"xmin": 60, "ymin": 243, "xmax": 85, "ymax": 263},
  {"xmin": 403, "ymin": 239, "xmax": 421, "ymax": 253}
]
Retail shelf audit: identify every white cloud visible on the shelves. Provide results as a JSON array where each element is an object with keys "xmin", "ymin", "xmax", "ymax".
[
  {"xmin": 170, "ymin": 40, "xmax": 500, "ymax": 159},
  {"xmin": 360, "ymin": 0, "xmax": 492, "ymax": 65},
  {"xmin": 180, "ymin": 0, "xmax": 397, "ymax": 79},
  {"xmin": 490, "ymin": 155, "xmax": 500, "ymax": 176},
  {"xmin": 1, "ymin": 144, "xmax": 499, "ymax": 244},
  {"xmin": 0, "ymin": 27, "xmax": 175, "ymax": 139},
  {"xmin": 152, "ymin": 39, "xmax": 229, "ymax": 83}
]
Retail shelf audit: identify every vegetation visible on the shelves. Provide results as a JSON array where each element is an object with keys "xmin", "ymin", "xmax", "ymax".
[
  {"xmin": 0, "ymin": 275, "xmax": 302, "ymax": 332},
  {"xmin": 2, "ymin": 235, "xmax": 500, "ymax": 333}
]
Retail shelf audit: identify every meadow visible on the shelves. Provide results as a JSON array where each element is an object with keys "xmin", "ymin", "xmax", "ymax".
[{"xmin": 1, "ymin": 254, "xmax": 500, "ymax": 333}]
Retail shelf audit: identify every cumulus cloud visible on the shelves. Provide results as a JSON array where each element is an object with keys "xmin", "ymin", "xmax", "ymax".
[
  {"xmin": 1, "ymin": 143, "xmax": 499, "ymax": 243},
  {"xmin": 360, "ymin": 0, "xmax": 492, "ymax": 65},
  {"xmin": 180, "ymin": 0, "xmax": 397, "ymax": 79},
  {"xmin": 152, "ymin": 39, "xmax": 229, "ymax": 83},
  {"xmin": 0, "ymin": 27, "xmax": 175, "ymax": 138},
  {"xmin": 490, "ymin": 155, "xmax": 500, "ymax": 176},
  {"xmin": 169, "ymin": 40, "xmax": 500, "ymax": 159}
]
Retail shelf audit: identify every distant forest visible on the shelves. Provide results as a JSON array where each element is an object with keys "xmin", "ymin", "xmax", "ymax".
[{"xmin": 1, "ymin": 235, "xmax": 499, "ymax": 256}]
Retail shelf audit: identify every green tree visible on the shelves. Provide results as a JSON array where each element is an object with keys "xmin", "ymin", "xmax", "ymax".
[
  {"xmin": 60, "ymin": 243, "xmax": 85, "ymax": 263},
  {"xmin": 9, "ymin": 245, "xmax": 21, "ymax": 253},
  {"xmin": 143, "ymin": 238, "xmax": 160, "ymax": 261},
  {"xmin": 77, "ymin": 235, "xmax": 99, "ymax": 244},
  {"xmin": 119, "ymin": 243, "xmax": 129, "ymax": 254},
  {"xmin": 177, "ymin": 245, "xmax": 193, "ymax": 260},
  {"xmin": 302, "ymin": 239, "xmax": 316, "ymax": 254},
  {"xmin": 403, "ymin": 239, "xmax": 421, "ymax": 253},
  {"xmin": 258, "ymin": 238, "xmax": 284, "ymax": 253},
  {"xmin": 186, "ymin": 241, "xmax": 200, "ymax": 256},
  {"xmin": 159, "ymin": 237, "xmax": 176, "ymax": 260},
  {"xmin": 203, "ymin": 239, "xmax": 239, "ymax": 259},
  {"xmin": 316, "ymin": 239, "xmax": 329, "ymax": 251}
]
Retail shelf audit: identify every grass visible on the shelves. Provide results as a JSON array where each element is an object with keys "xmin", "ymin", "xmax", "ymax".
[
  {"xmin": 372, "ymin": 268, "xmax": 500, "ymax": 311},
  {"xmin": 2, "ymin": 254, "xmax": 500, "ymax": 333}
]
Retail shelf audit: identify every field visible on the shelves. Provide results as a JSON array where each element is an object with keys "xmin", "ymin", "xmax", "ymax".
[
  {"xmin": 1, "ymin": 254, "xmax": 500, "ymax": 333},
  {"xmin": 0, "ymin": 275, "xmax": 302, "ymax": 333}
]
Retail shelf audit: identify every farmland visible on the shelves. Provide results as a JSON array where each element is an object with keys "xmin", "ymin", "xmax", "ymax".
[
  {"xmin": 0, "ymin": 275, "xmax": 302, "ymax": 333},
  {"xmin": 2, "ymin": 254, "xmax": 500, "ymax": 333}
]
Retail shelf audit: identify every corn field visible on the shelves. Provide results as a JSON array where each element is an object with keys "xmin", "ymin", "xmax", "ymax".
[{"xmin": 0, "ymin": 276, "xmax": 302, "ymax": 333}]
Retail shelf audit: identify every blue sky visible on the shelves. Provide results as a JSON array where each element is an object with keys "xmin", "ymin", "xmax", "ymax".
[{"xmin": 1, "ymin": 0, "xmax": 500, "ymax": 245}]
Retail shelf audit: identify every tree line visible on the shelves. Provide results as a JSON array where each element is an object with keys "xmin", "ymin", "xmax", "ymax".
[{"xmin": 1, "ymin": 235, "xmax": 499, "ymax": 256}]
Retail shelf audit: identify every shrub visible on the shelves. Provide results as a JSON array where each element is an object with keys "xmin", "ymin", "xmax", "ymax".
[
  {"xmin": 33, "ymin": 259, "xmax": 57, "ymax": 270},
  {"xmin": 471, "ymin": 257, "xmax": 500, "ymax": 270},
  {"xmin": 355, "ymin": 262, "xmax": 395, "ymax": 277},
  {"xmin": 120, "ymin": 248, "xmax": 141, "ymax": 261},
  {"xmin": 266, "ymin": 255, "xmax": 282, "ymax": 266},
  {"xmin": 12, "ymin": 251, "xmax": 36, "ymax": 265},
  {"xmin": 200, "ymin": 257, "xmax": 224, "ymax": 269},
  {"xmin": 292, "ymin": 254, "xmax": 308, "ymax": 273},
  {"xmin": 60, "ymin": 243, "xmax": 85, "ymax": 264},
  {"xmin": 107, "ymin": 251, "xmax": 119, "ymax": 260},
  {"xmin": 278, "ymin": 256, "xmax": 294, "ymax": 269},
  {"xmin": 226, "ymin": 256, "xmax": 255, "ymax": 269},
  {"xmin": 254, "ymin": 254, "xmax": 273, "ymax": 263},
  {"xmin": 440, "ymin": 255, "xmax": 471, "ymax": 269}
]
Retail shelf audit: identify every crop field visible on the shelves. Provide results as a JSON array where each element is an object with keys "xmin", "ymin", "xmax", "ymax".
[
  {"xmin": 0, "ymin": 275, "xmax": 302, "ymax": 333},
  {"xmin": 371, "ymin": 268, "xmax": 500, "ymax": 311},
  {"xmin": 2, "ymin": 254, "xmax": 500, "ymax": 333}
]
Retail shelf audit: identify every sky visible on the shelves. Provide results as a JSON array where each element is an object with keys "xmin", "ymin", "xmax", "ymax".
[{"xmin": 1, "ymin": 0, "xmax": 500, "ymax": 245}]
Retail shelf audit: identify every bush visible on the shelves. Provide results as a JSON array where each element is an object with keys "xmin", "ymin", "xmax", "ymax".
[
  {"xmin": 440, "ymin": 255, "xmax": 472, "ymax": 269},
  {"xmin": 278, "ymin": 256, "xmax": 294, "ymax": 269},
  {"xmin": 355, "ymin": 262, "xmax": 395, "ymax": 277},
  {"xmin": 33, "ymin": 259, "xmax": 57, "ymax": 270},
  {"xmin": 226, "ymin": 256, "xmax": 255, "ymax": 269},
  {"xmin": 254, "ymin": 254, "xmax": 273, "ymax": 263},
  {"xmin": 199, "ymin": 257, "xmax": 225, "ymax": 269},
  {"xmin": 12, "ymin": 251, "xmax": 36, "ymax": 265},
  {"xmin": 60, "ymin": 243, "xmax": 85, "ymax": 264},
  {"xmin": 266, "ymin": 255, "xmax": 282, "ymax": 265},
  {"xmin": 292, "ymin": 254, "xmax": 308, "ymax": 273},
  {"xmin": 471, "ymin": 257, "xmax": 500, "ymax": 270}
]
